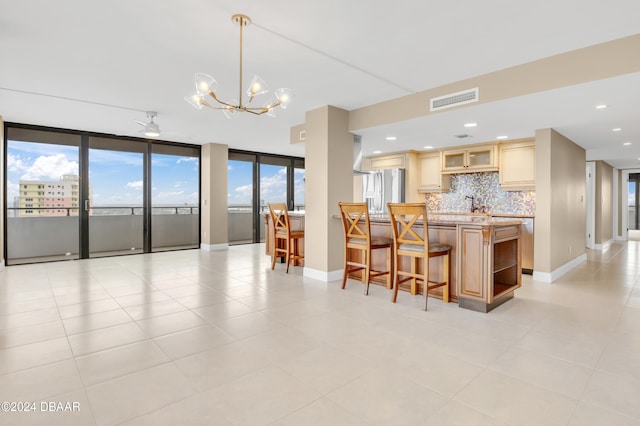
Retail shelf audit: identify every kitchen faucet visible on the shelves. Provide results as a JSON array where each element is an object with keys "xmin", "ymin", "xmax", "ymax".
[{"xmin": 465, "ymin": 195, "xmax": 478, "ymax": 213}]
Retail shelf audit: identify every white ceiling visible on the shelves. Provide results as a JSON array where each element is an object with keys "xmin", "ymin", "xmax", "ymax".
[{"xmin": 1, "ymin": 1, "xmax": 640, "ymax": 168}]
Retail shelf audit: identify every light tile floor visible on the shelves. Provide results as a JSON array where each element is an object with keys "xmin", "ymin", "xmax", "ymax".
[{"xmin": 0, "ymin": 242, "xmax": 640, "ymax": 425}]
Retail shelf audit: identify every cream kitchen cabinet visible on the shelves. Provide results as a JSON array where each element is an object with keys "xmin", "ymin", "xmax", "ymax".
[
  {"xmin": 499, "ymin": 139, "xmax": 535, "ymax": 190},
  {"xmin": 368, "ymin": 153, "xmax": 407, "ymax": 170},
  {"xmin": 418, "ymin": 152, "xmax": 449, "ymax": 192},
  {"xmin": 442, "ymin": 144, "xmax": 498, "ymax": 173}
]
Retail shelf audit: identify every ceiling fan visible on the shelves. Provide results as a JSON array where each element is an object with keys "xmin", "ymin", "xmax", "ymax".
[{"xmin": 135, "ymin": 111, "xmax": 161, "ymax": 137}]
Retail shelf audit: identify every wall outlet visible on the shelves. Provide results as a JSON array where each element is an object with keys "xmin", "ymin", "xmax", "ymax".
[{"xmin": 568, "ymin": 245, "xmax": 572, "ymax": 254}]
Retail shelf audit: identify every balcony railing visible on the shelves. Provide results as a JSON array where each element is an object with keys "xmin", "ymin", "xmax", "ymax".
[{"xmin": 6, "ymin": 206, "xmax": 199, "ymax": 264}]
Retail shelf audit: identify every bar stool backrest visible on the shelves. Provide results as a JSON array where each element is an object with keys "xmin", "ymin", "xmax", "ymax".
[
  {"xmin": 269, "ymin": 202, "xmax": 290, "ymax": 236},
  {"xmin": 339, "ymin": 202, "xmax": 371, "ymax": 244},
  {"xmin": 387, "ymin": 203, "xmax": 429, "ymax": 253}
]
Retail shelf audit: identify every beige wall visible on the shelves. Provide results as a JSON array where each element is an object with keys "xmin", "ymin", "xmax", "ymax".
[
  {"xmin": 534, "ymin": 129, "xmax": 586, "ymax": 275},
  {"xmin": 348, "ymin": 34, "xmax": 640, "ymax": 133},
  {"xmin": 200, "ymin": 143, "xmax": 228, "ymax": 249},
  {"xmin": 595, "ymin": 160, "xmax": 613, "ymax": 244},
  {"xmin": 304, "ymin": 106, "xmax": 353, "ymax": 277}
]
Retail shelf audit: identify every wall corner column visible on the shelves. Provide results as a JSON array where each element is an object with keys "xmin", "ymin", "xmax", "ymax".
[
  {"xmin": 303, "ymin": 106, "xmax": 353, "ymax": 282},
  {"xmin": 200, "ymin": 143, "xmax": 229, "ymax": 251}
]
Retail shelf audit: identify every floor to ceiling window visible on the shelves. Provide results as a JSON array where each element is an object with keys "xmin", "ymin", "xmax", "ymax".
[
  {"xmin": 227, "ymin": 150, "xmax": 304, "ymax": 245},
  {"xmin": 88, "ymin": 137, "xmax": 145, "ymax": 258},
  {"xmin": 6, "ymin": 128, "xmax": 81, "ymax": 264},
  {"xmin": 151, "ymin": 143, "xmax": 200, "ymax": 252},
  {"xmin": 4, "ymin": 124, "xmax": 200, "ymax": 265}
]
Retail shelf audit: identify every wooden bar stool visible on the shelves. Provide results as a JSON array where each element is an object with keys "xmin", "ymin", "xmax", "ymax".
[
  {"xmin": 387, "ymin": 202, "xmax": 451, "ymax": 310},
  {"xmin": 268, "ymin": 203, "xmax": 304, "ymax": 273},
  {"xmin": 338, "ymin": 202, "xmax": 392, "ymax": 295}
]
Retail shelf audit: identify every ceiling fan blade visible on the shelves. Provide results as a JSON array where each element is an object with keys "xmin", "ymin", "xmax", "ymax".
[{"xmin": 134, "ymin": 120, "xmax": 147, "ymax": 126}]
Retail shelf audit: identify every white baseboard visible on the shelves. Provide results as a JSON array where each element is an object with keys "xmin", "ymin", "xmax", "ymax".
[
  {"xmin": 303, "ymin": 267, "xmax": 343, "ymax": 282},
  {"xmin": 200, "ymin": 243, "xmax": 229, "ymax": 251},
  {"xmin": 615, "ymin": 235, "xmax": 626, "ymax": 241},
  {"xmin": 532, "ymin": 253, "xmax": 587, "ymax": 282},
  {"xmin": 0, "ymin": 259, "xmax": 4, "ymax": 271},
  {"xmin": 593, "ymin": 239, "xmax": 614, "ymax": 251}
]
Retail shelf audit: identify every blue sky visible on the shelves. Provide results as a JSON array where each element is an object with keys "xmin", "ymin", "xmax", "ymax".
[
  {"xmin": 7, "ymin": 141, "xmax": 198, "ymax": 207},
  {"xmin": 228, "ymin": 160, "xmax": 305, "ymax": 206}
]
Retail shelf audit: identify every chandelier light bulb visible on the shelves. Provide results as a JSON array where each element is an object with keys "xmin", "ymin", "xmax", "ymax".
[
  {"xmin": 247, "ymin": 75, "xmax": 269, "ymax": 97},
  {"xmin": 276, "ymin": 88, "xmax": 292, "ymax": 109}
]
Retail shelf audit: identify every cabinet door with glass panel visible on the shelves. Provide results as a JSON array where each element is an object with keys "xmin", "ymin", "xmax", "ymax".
[{"xmin": 442, "ymin": 144, "xmax": 498, "ymax": 173}]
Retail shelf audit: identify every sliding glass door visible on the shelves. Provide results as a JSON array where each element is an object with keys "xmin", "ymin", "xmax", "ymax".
[
  {"xmin": 5, "ymin": 124, "xmax": 200, "ymax": 265},
  {"xmin": 6, "ymin": 128, "xmax": 81, "ymax": 264},
  {"xmin": 151, "ymin": 144, "xmax": 200, "ymax": 251},
  {"xmin": 88, "ymin": 137, "xmax": 146, "ymax": 258},
  {"xmin": 228, "ymin": 153, "xmax": 256, "ymax": 245}
]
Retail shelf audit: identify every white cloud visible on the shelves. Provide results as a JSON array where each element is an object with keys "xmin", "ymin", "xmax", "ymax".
[
  {"xmin": 176, "ymin": 157, "xmax": 197, "ymax": 164},
  {"xmin": 126, "ymin": 180, "xmax": 143, "ymax": 190},
  {"xmin": 259, "ymin": 168, "xmax": 287, "ymax": 200},
  {"xmin": 7, "ymin": 153, "xmax": 28, "ymax": 174},
  {"xmin": 234, "ymin": 184, "xmax": 253, "ymax": 198},
  {"xmin": 20, "ymin": 154, "xmax": 78, "ymax": 181}
]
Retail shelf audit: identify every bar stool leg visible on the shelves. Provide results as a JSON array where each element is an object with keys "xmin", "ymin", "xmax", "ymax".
[
  {"xmin": 410, "ymin": 257, "xmax": 417, "ymax": 295},
  {"xmin": 443, "ymin": 251, "xmax": 450, "ymax": 303},
  {"xmin": 386, "ymin": 246, "xmax": 392, "ymax": 289}
]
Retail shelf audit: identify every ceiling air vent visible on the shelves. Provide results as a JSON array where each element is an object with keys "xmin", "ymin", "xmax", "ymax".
[
  {"xmin": 430, "ymin": 87, "xmax": 479, "ymax": 112},
  {"xmin": 299, "ymin": 130, "xmax": 306, "ymax": 141},
  {"xmin": 454, "ymin": 134, "xmax": 472, "ymax": 139}
]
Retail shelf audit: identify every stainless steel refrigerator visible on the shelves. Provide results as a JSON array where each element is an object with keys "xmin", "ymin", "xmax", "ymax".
[{"xmin": 362, "ymin": 169, "xmax": 406, "ymax": 214}]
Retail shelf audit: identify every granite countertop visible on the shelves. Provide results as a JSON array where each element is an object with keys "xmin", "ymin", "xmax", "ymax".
[
  {"xmin": 367, "ymin": 214, "xmax": 523, "ymax": 227},
  {"xmin": 430, "ymin": 211, "xmax": 534, "ymax": 218}
]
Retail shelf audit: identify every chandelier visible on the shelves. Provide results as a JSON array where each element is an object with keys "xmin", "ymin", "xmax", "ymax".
[{"xmin": 185, "ymin": 14, "xmax": 292, "ymax": 118}]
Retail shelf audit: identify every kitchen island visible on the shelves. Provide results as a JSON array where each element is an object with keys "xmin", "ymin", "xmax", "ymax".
[
  {"xmin": 265, "ymin": 211, "xmax": 523, "ymax": 312},
  {"xmin": 353, "ymin": 214, "xmax": 523, "ymax": 313}
]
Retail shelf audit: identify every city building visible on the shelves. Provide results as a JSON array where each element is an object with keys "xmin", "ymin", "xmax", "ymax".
[{"xmin": 16, "ymin": 175, "xmax": 80, "ymax": 217}]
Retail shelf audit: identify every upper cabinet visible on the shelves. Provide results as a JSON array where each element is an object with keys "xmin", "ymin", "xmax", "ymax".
[
  {"xmin": 368, "ymin": 153, "xmax": 407, "ymax": 170},
  {"xmin": 499, "ymin": 139, "xmax": 535, "ymax": 191},
  {"xmin": 418, "ymin": 152, "xmax": 449, "ymax": 192},
  {"xmin": 442, "ymin": 144, "xmax": 498, "ymax": 174}
]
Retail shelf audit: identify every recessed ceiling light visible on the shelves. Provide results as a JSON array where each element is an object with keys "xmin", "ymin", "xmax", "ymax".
[
  {"xmin": 373, "ymin": 150, "xmax": 382, "ymax": 154},
  {"xmin": 595, "ymin": 104, "xmax": 608, "ymax": 109},
  {"xmin": 613, "ymin": 128, "xmax": 622, "ymax": 132},
  {"xmin": 624, "ymin": 142, "xmax": 632, "ymax": 146},
  {"xmin": 385, "ymin": 136, "xmax": 397, "ymax": 141},
  {"xmin": 424, "ymin": 145, "xmax": 434, "ymax": 149},
  {"xmin": 464, "ymin": 122, "xmax": 478, "ymax": 128},
  {"xmin": 496, "ymin": 135, "xmax": 509, "ymax": 140}
]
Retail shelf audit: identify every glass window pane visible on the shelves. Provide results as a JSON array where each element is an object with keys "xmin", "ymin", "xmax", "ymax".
[
  {"xmin": 259, "ymin": 163, "xmax": 287, "ymax": 242},
  {"xmin": 228, "ymin": 159, "xmax": 254, "ymax": 244},
  {"xmin": 88, "ymin": 148, "xmax": 144, "ymax": 257},
  {"xmin": 151, "ymin": 152, "xmax": 200, "ymax": 251},
  {"xmin": 6, "ymin": 132, "xmax": 80, "ymax": 264},
  {"xmin": 294, "ymin": 167, "xmax": 305, "ymax": 211}
]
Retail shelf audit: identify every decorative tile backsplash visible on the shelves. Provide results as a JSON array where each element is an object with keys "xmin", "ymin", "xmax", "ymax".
[{"xmin": 424, "ymin": 172, "xmax": 535, "ymax": 215}]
